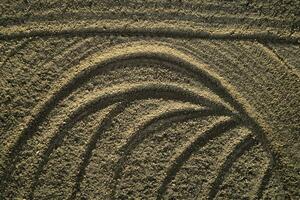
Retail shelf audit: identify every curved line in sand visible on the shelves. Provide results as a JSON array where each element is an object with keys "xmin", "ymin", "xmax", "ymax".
[{"xmin": 0, "ymin": 42, "xmax": 276, "ymax": 198}]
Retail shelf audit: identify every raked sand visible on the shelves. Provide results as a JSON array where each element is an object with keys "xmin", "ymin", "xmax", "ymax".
[{"xmin": 0, "ymin": 1, "xmax": 299, "ymax": 199}]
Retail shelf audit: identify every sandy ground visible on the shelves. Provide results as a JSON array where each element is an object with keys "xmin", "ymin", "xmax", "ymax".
[{"xmin": 0, "ymin": 1, "xmax": 299, "ymax": 199}]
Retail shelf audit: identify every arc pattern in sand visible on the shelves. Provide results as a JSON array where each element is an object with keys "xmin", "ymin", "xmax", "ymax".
[{"xmin": 0, "ymin": 42, "xmax": 278, "ymax": 199}]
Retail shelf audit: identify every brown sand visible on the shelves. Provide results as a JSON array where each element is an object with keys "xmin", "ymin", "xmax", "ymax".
[{"xmin": 0, "ymin": 1, "xmax": 299, "ymax": 199}]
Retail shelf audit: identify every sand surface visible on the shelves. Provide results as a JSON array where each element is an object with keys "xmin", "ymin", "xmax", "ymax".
[{"xmin": 0, "ymin": 1, "xmax": 299, "ymax": 199}]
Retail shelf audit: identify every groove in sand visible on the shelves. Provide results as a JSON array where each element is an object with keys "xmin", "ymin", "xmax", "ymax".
[
  {"xmin": 2, "ymin": 10, "xmax": 293, "ymax": 31},
  {"xmin": 68, "ymin": 102, "xmax": 128, "ymax": 199},
  {"xmin": 256, "ymin": 162, "xmax": 274, "ymax": 199},
  {"xmin": 1, "ymin": 25, "xmax": 298, "ymax": 44},
  {"xmin": 156, "ymin": 118, "xmax": 240, "ymax": 199},
  {"xmin": 0, "ymin": 38, "xmax": 33, "ymax": 68},
  {"xmin": 259, "ymin": 42, "xmax": 300, "ymax": 78},
  {"xmin": 28, "ymin": 83, "xmax": 231, "ymax": 198},
  {"xmin": 1, "ymin": 45, "xmax": 242, "ymax": 190},
  {"xmin": 207, "ymin": 135, "xmax": 258, "ymax": 199},
  {"xmin": 111, "ymin": 107, "xmax": 226, "ymax": 198},
  {"xmin": 0, "ymin": 43, "xmax": 278, "ymax": 198}
]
